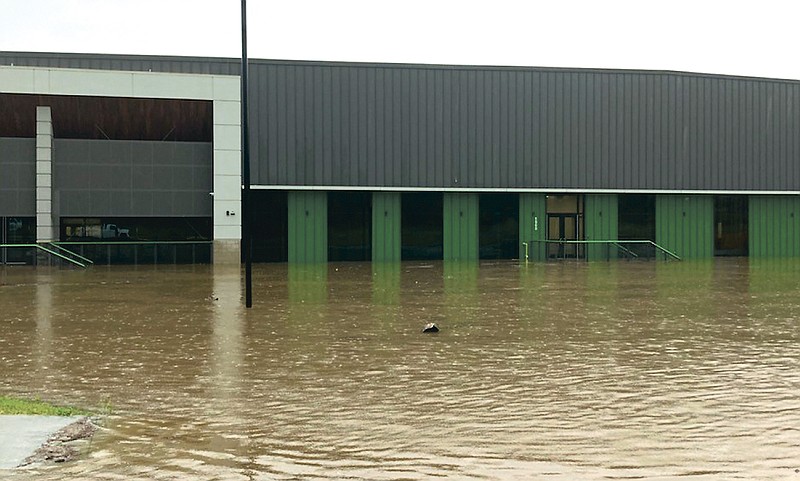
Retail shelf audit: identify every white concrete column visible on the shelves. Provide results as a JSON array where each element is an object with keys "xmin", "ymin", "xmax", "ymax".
[
  {"xmin": 212, "ymin": 76, "xmax": 243, "ymax": 264},
  {"xmin": 35, "ymin": 106, "xmax": 54, "ymax": 242}
]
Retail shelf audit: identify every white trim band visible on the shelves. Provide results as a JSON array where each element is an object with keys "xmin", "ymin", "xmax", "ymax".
[{"xmin": 249, "ymin": 185, "xmax": 800, "ymax": 195}]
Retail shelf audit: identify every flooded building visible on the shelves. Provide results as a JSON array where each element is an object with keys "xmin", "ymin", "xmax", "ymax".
[{"xmin": 1, "ymin": 51, "xmax": 799, "ymax": 264}]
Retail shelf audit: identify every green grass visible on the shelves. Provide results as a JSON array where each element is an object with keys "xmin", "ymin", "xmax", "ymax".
[{"xmin": 0, "ymin": 396, "xmax": 90, "ymax": 416}]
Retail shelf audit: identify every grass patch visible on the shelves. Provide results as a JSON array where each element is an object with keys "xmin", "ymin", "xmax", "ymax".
[{"xmin": 0, "ymin": 396, "xmax": 90, "ymax": 416}]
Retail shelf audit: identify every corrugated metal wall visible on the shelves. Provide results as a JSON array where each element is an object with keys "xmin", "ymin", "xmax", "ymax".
[
  {"xmin": 584, "ymin": 194, "xmax": 619, "ymax": 260},
  {"xmin": 287, "ymin": 191, "xmax": 327, "ymax": 263},
  {"xmin": 247, "ymin": 63, "xmax": 800, "ymax": 191},
  {"xmin": 371, "ymin": 192, "xmax": 401, "ymax": 262},
  {"xmin": 518, "ymin": 193, "xmax": 546, "ymax": 260},
  {"xmin": 0, "ymin": 51, "xmax": 238, "ymax": 75},
  {"xmin": 443, "ymin": 193, "xmax": 478, "ymax": 260},
  {"xmin": 0, "ymin": 138, "xmax": 35, "ymax": 216},
  {"xmin": 4, "ymin": 52, "xmax": 800, "ymax": 192},
  {"xmin": 656, "ymin": 195, "xmax": 714, "ymax": 259},
  {"xmin": 749, "ymin": 196, "xmax": 800, "ymax": 257}
]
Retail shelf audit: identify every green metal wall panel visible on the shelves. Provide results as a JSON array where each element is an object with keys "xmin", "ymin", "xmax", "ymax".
[
  {"xmin": 371, "ymin": 192, "xmax": 401, "ymax": 262},
  {"xmin": 749, "ymin": 196, "xmax": 800, "ymax": 258},
  {"xmin": 518, "ymin": 193, "xmax": 546, "ymax": 261},
  {"xmin": 584, "ymin": 194, "xmax": 619, "ymax": 261},
  {"xmin": 443, "ymin": 193, "xmax": 479, "ymax": 261},
  {"xmin": 656, "ymin": 195, "xmax": 713, "ymax": 259},
  {"xmin": 287, "ymin": 191, "xmax": 327, "ymax": 263}
]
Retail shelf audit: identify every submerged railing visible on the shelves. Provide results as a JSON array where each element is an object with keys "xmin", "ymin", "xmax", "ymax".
[
  {"xmin": 522, "ymin": 239, "xmax": 681, "ymax": 262},
  {"xmin": 1, "ymin": 241, "xmax": 213, "ymax": 267},
  {"xmin": 52, "ymin": 241, "xmax": 213, "ymax": 265},
  {"xmin": 0, "ymin": 243, "xmax": 91, "ymax": 268}
]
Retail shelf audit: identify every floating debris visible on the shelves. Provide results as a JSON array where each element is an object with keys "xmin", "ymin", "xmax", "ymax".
[{"xmin": 422, "ymin": 323, "xmax": 439, "ymax": 333}]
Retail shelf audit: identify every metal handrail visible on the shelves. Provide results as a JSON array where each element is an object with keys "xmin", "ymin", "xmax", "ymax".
[
  {"xmin": 610, "ymin": 242, "xmax": 639, "ymax": 259},
  {"xmin": 523, "ymin": 239, "xmax": 682, "ymax": 262},
  {"xmin": 53, "ymin": 240, "xmax": 212, "ymax": 246},
  {"xmin": 44, "ymin": 242, "xmax": 94, "ymax": 265},
  {"xmin": 0, "ymin": 243, "xmax": 88, "ymax": 268}
]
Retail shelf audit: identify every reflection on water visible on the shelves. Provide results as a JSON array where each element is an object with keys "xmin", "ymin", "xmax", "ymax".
[{"xmin": 2, "ymin": 259, "xmax": 800, "ymax": 480}]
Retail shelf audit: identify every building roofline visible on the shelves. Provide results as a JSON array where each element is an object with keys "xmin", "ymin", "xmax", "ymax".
[{"xmin": 3, "ymin": 50, "xmax": 800, "ymax": 85}]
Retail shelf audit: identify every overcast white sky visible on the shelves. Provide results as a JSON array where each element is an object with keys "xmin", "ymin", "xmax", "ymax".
[{"xmin": 2, "ymin": 0, "xmax": 800, "ymax": 80}]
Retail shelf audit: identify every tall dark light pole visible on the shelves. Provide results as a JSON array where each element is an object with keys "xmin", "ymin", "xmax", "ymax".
[{"xmin": 241, "ymin": 0, "xmax": 253, "ymax": 308}]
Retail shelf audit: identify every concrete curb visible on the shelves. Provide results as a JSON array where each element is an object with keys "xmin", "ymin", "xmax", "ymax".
[{"xmin": 0, "ymin": 415, "xmax": 84, "ymax": 469}]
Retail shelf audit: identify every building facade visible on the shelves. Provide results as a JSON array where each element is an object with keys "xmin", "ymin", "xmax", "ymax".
[{"xmin": 1, "ymin": 51, "xmax": 799, "ymax": 264}]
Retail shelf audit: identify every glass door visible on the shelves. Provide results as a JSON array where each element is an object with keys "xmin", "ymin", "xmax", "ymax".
[
  {"xmin": 714, "ymin": 196, "xmax": 748, "ymax": 256},
  {"xmin": 547, "ymin": 214, "xmax": 580, "ymax": 258},
  {"xmin": 546, "ymin": 195, "xmax": 584, "ymax": 259}
]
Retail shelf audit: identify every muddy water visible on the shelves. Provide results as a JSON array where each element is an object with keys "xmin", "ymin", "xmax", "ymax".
[{"xmin": 1, "ymin": 259, "xmax": 799, "ymax": 480}]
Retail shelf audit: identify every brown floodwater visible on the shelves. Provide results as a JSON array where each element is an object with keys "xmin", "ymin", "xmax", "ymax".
[{"xmin": 1, "ymin": 258, "xmax": 799, "ymax": 480}]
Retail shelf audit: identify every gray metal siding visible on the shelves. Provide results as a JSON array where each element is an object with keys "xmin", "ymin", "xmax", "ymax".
[
  {"xmin": 4, "ymin": 51, "xmax": 800, "ymax": 191},
  {"xmin": 0, "ymin": 51, "xmax": 239, "ymax": 75},
  {"xmin": 249, "ymin": 64, "xmax": 800, "ymax": 191},
  {"xmin": 54, "ymin": 139, "xmax": 212, "ymax": 217},
  {"xmin": 0, "ymin": 138, "xmax": 35, "ymax": 216}
]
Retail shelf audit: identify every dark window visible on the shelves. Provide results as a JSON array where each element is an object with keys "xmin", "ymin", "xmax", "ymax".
[
  {"xmin": 402, "ymin": 193, "xmax": 443, "ymax": 260},
  {"xmin": 714, "ymin": 196, "xmax": 748, "ymax": 256},
  {"xmin": 250, "ymin": 190, "xmax": 288, "ymax": 263},
  {"xmin": 328, "ymin": 192, "xmax": 371, "ymax": 262},
  {"xmin": 58, "ymin": 217, "xmax": 212, "ymax": 265},
  {"xmin": 619, "ymin": 194, "xmax": 656, "ymax": 257},
  {"xmin": 1, "ymin": 217, "xmax": 36, "ymax": 264},
  {"xmin": 479, "ymin": 194, "xmax": 519, "ymax": 259}
]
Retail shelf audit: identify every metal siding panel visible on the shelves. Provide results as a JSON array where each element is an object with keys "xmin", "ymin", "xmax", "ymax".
[
  {"xmin": 389, "ymin": 69, "xmax": 401, "ymax": 187},
  {"xmin": 585, "ymin": 194, "xmax": 618, "ymax": 260},
  {"xmin": 338, "ymin": 67, "xmax": 351, "ymax": 186},
  {"xmin": 498, "ymin": 71, "xmax": 508, "ymax": 187},
  {"xmin": 353, "ymin": 68, "xmax": 365, "ymax": 186},
  {"xmin": 435, "ymin": 70, "xmax": 445, "ymax": 187},
  {"xmin": 414, "ymin": 69, "xmax": 425, "ymax": 187},
  {"xmin": 521, "ymin": 73, "xmax": 531, "ymax": 186},
  {"xmin": 791, "ymin": 86, "xmax": 798, "ymax": 190},
  {"xmin": 597, "ymin": 74, "xmax": 609, "ymax": 189},
  {"xmin": 749, "ymin": 195, "xmax": 800, "ymax": 257},
  {"xmin": 545, "ymin": 73, "xmax": 555, "ymax": 187},
  {"xmin": 422, "ymin": 68, "xmax": 434, "ymax": 186},
  {"xmin": 371, "ymin": 192, "xmax": 401, "ymax": 262},
  {"xmin": 287, "ymin": 190, "xmax": 327, "ymax": 263},
  {"xmin": 249, "ymin": 65, "xmax": 260, "ymax": 184},
  {"xmin": 397, "ymin": 69, "xmax": 409, "ymax": 186},
  {"xmin": 612, "ymin": 74, "xmax": 622, "ymax": 188},
  {"xmin": 655, "ymin": 76, "xmax": 666, "ymax": 189},
  {"xmin": 576, "ymin": 74, "xmax": 587, "ymax": 188},
  {"xmin": 656, "ymin": 194, "xmax": 712, "ymax": 259},
  {"xmin": 443, "ymin": 193, "xmax": 478, "ymax": 260},
  {"xmin": 665, "ymin": 77, "xmax": 675, "ymax": 190},
  {"xmin": 303, "ymin": 66, "xmax": 315, "ymax": 185},
  {"xmin": 290, "ymin": 66, "xmax": 302, "ymax": 184},
  {"xmin": 450, "ymin": 69, "xmax": 460, "ymax": 187},
  {"xmin": 7, "ymin": 52, "xmax": 800, "ymax": 191},
  {"xmin": 624, "ymin": 75, "xmax": 634, "ymax": 189},
  {"xmin": 778, "ymin": 84, "xmax": 787, "ymax": 190},
  {"xmin": 365, "ymin": 68, "xmax": 376, "ymax": 186},
  {"xmin": 475, "ymin": 70, "xmax": 487, "ymax": 188},
  {"xmin": 555, "ymin": 73, "xmax": 565, "ymax": 186},
  {"xmin": 535, "ymin": 72, "xmax": 545, "ymax": 187},
  {"xmin": 518, "ymin": 193, "xmax": 546, "ymax": 260}
]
